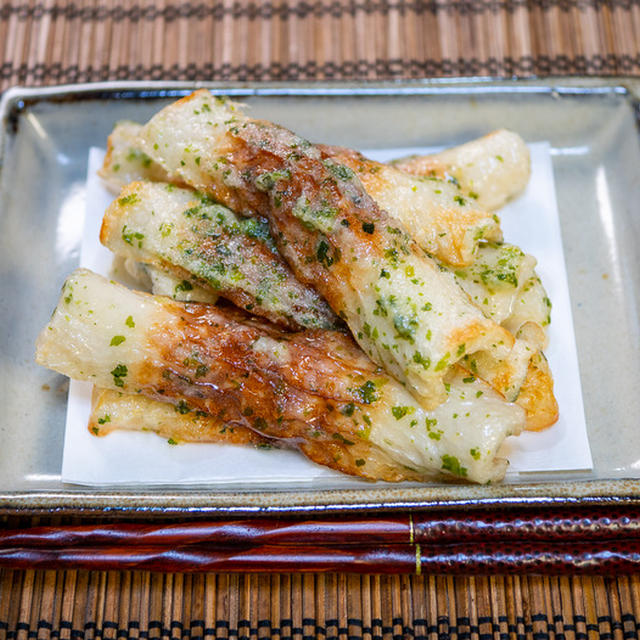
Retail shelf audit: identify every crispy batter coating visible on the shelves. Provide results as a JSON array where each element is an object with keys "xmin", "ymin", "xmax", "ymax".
[
  {"xmin": 101, "ymin": 181, "xmax": 339, "ymax": 331},
  {"xmin": 89, "ymin": 387, "xmax": 271, "ymax": 445},
  {"xmin": 391, "ymin": 129, "xmax": 531, "ymax": 211},
  {"xmin": 320, "ymin": 145, "xmax": 502, "ymax": 267}
]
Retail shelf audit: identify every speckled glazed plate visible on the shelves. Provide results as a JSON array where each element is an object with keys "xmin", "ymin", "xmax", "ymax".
[{"xmin": 1, "ymin": 79, "xmax": 639, "ymax": 516}]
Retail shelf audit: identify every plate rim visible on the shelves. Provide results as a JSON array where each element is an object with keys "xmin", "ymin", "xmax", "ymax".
[
  {"xmin": 3, "ymin": 484, "xmax": 640, "ymax": 516},
  {"xmin": 3, "ymin": 75, "xmax": 640, "ymax": 106}
]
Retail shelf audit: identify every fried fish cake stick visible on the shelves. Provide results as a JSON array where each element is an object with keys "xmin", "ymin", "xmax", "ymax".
[
  {"xmin": 391, "ymin": 129, "xmax": 531, "ymax": 212},
  {"xmin": 98, "ymin": 120, "xmax": 171, "ymax": 193},
  {"xmin": 37, "ymin": 269, "xmax": 525, "ymax": 483},
  {"xmin": 101, "ymin": 181, "xmax": 339, "ymax": 331},
  {"xmin": 89, "ymin": 387, "xmax": 272, "ymax": 446},
  {"xmin": 447, "ymin": 243, "xmax": 551, "ymax": 344}
]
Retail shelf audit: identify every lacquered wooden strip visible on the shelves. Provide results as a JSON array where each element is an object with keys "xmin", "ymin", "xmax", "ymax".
[
  {"xmin": 1, "ymin": 540, "xmax": 640, "ymax": 574},
  {"xmin": 4, "ymin": 507, "xmax": 640, "ymax": 549}
]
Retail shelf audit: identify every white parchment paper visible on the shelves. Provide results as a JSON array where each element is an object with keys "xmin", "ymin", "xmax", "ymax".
[{"xmin": 61, "ymin": 142, "xmax": 592, "ymax": 486}]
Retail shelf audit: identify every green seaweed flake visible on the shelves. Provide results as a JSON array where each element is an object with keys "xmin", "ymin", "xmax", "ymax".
[{"xmin": 441, "ymin": 454, "xmax": 467, "ymax": 477}]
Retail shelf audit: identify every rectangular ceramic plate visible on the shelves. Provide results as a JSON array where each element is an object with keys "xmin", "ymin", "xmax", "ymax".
[{"xmin": 1, "ymin": 79, "xmax": 640, "ymax": 516}]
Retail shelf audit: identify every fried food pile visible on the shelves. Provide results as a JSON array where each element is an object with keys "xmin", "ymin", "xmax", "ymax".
[{"xmin": 36, "ymin": 91, "xmax": 557, "ymax": 484}]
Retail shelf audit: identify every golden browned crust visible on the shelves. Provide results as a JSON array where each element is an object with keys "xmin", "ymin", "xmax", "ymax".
[
  {"xmin": 125, "ymin": 298, "xmax": 418, "ymax": 480},
  {"xmin": 184, "ymin": 119, "xmax": 412, "ymax": 313},
  {"xmin": 319, "ymin": 145, "xmax": 500, "ymax": 267},
  {"xmin": 391, "ymin": 156, "xmax": 449, "ymax": 177},
  {"xmin": 90, "ymin": 382, "xmax": 424, "ymax": 482},
  {"xmin": 298, "ymin": 440, "xmax": 425, "ymax": 483},
  {"xmin": 448, "ymin": 321, "xmax": 515, "ymax": 355},
  {"xmin": 516, "ymin": 355, "xmax": 559, "ymax": 431},
  {"xmin": 100, "ymin": 131, "xmax": 116, "ymax": 177},
  {"xmin": 88, "ymin": 387, "xmax": 270, "ymax": 445}
]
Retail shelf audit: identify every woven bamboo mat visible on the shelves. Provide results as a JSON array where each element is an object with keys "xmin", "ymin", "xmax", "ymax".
[
  {"xmin": 3, "ymin": 0, "xmax": 640, "ymax": 635},
  {"xmin": 2, "ymin": 566, "xmax": 640, "ymax": 639},
  {"xmin": 2, "ymin": 0, "xmax": 640, "ymax": 92}
]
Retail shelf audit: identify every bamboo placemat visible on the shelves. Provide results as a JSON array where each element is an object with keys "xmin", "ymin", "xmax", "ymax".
[
  {"xmin": 2, "ymin": 568, "xmax": 640, "ymax": 638},
  {"xmin": 2, "ymin": 0, "xmax": 640, "ymax": 93},
  {"xmin": 3, "ymin": 0, "xmax": 640, "ymax": 634}
]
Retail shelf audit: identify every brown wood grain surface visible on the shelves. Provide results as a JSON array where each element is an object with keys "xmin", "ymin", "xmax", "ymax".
[{"xmin": 2, "ymin": 0, "xmax": 640, "ymax": 634}]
